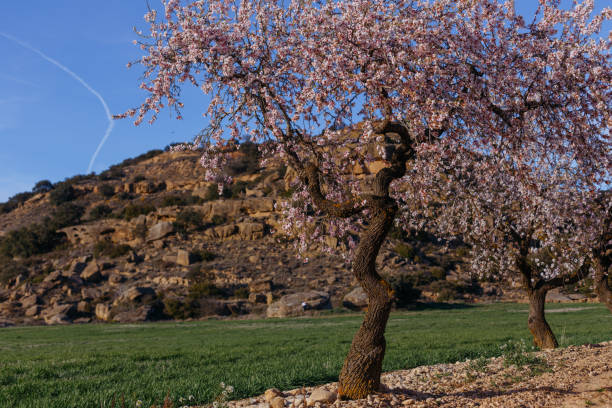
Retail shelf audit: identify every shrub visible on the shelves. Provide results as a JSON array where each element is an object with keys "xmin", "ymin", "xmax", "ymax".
[
  {"xmin": 49, "ymin": 203, "xmax": 84, "ymax": 229},
  {"xmin": 0, "ymin": 191, "xmax": 35, "ymax": 214},
  {"xmin": 163, "ymin": 297, "xmax": 196, "ymax": 320},
  {"xmin": 394, "ymin": 243, "xmax": 416, "ymax": 260},
  {"xmin": 117, "ymin": 192, "xmax": 133, "ymax": 200},
  {"xmin": 186, "ymin": 266, "xmax": 224, "ymax": 298},
  {"xmin": 0, "ymin": 224, "xmax": 63, "ymax": 259},
  {"xmin": 99, "ymin": 184, "xmax": 115, "ymax": 198},
  {"xmin": 211, "ymin": 215, "xmax": 226, "ymax": 226},
  {"xmin": 188, "ymin": 281, "xmax": 224, "ymax": 299},
  {"xmin": 119, "ymin": 204, "xmax": 156, "ymax": 220},
  {"xmin": 191, "ymin": 249, "xmax": 217, "ymax": 262},
  {"xmin": 430, "ymin": 266, "xmax": 446, "ymax": 281},
  {"xmin": 203, "ymin": 184, "xmax": 220, "ymax": 201},
  {"xmin": 89, "ymin": 204, "xmax": 113, "ymax": 220},
  {"xmin": 279, "ymin": 187, "xmax": 294, "ymax": 199},
  {"xmin": 93, "ymin": 240, "xmax": 132, "ymax": 259},
  {"xmin": 233, "ymin": 287, "xmax": 249, "ymax": 299},
  {"xmin": 386, "ymin": 274, "xmax": 421, "ymax": 307},
  {"xmin": 225, "ymin": 141, "xmax": 260, "ymax": 175},
  {"xmin": 174, "ymin": 209, "xmax": 205, "ymax": 235},
  {"xmin": 49, "ymin": 183, "xmax": 76, "ymax": 205},
  {"xmin": 429, "ymin": 281, "xmax": 467, "ymax": 302},
  {"xmin": 32, "ymin": 180, "xmax": 54, "ymax": 194},
  {"xmin": 229, "ymin": 181, "xmax": 250, "ymax": 198},
  {"xmin": 0, "ymin": 258, "xmax": 29, "ymax": 284}
]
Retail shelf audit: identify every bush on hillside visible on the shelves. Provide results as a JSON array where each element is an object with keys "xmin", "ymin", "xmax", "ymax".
[
  {"xmin": 0, "ymin": 224, "xmax": 64, "ymax": 259},
  {"xmin": 386, "ymin": 274, "xmax": 421, "ymax": 307},
  {"xmin": 0, "ymin": 192, "xmax": 35, "ymax": 214},
  {"xmin": 32, "ymin": 180, "xmax": 54, "ymax": 194},
  {"xmin": 225, "ymin": 141, "xmax": 260, "ymax": 176},
  {"xmin": 49, "ymin": 183, "xmax": 76, "ymax": 205},
  {"xmin": 93, "ymin": 240, "xmax": 132, "ymax": 259},
  {"xmin": 173, "ymin": 209, "xmax": 205, "ymax": 235},
  {"xmin": 0, "ymin": 257, "xmax": 29, "ymax": 284},
  {"xmin": 48, "ymin": 203, "xmax": 84, "ymax": 230},
  {"xmin": 99, "ymin": 184, "xmax": 115, "ymax": 198},
  {"xmin": 119, "ymin": 204, "xmax": 156, "ymax": 221},
  {"xmin": 89, "ymin": 204, "xmax": 113, "ymax": 220}
]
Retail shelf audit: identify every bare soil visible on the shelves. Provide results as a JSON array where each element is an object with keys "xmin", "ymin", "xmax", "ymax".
[{"xmin": 227, "ymin": 341, "xmax": 612, "ymax": 408}]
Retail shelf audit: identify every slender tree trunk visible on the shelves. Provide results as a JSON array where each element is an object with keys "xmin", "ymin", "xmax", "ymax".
[
  {"xmin": 527, "ymin": 288, "xmax": 558, "ymax": 349},
  {"xmin": 594, "ymin": 260, "xmax": 612, "ymax": 313},
  {"xmin": 337, "ymin": 203, "xmax": 396, "ymax": 400}
]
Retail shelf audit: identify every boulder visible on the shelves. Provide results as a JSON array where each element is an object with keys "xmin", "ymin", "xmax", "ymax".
[
  {"xmin": 237, "ymin": 222, "xmax": 265, "ymax": 240},
  {"xmin": 25, "ymin": 305, "xmax": 40, "ymax": 317},
  {"xmin": 112, "ymin": 305, "xmax": 162, "ymax": 323},
  {"xmin": 249, "ymin": 279, "xmax": 272, "ymax": 293},
  {"xmin": 108, "ymin": 274, "xmax": 125, "ymax": 286},
  {"xmin": 95, "ymin": 303, "xmax": 112, "ymax": 321},
  {"xmin": 117, "ymin": 287, "xmax": 157, "ymax": 304},
  {"xmin": 42, "ymin": 303, "xmax": 77, "ymax": 325},
  {"xmin": 80, "ymin": 262, "xmax": 102, "ymax": 283},
  {"xmin": 20, "ymin": 294, "xmax": 40, "ymax": 309},
  {"xmin": 266, "ymin": 291, "xmax": 331, "ymax": 318},
  {"xmin": 81, "ymin": 287, "xmax": 102, "ymax": 300},
  {"xmin": 69, "ymin": 261, "xmax": 88, "ymax": 275},
  {"xmin": 77, "ymin": 301, "xmax": 91, "ymax": 314},
  {"xmin": 147, "ymin": 222, "xmax": 174, "ymax": 241},
  {"xmin": 205, "ymin": 224, "xmax": 238, "ymax": 239},
  {"xmin": 264, "ymin": 388, "xmax": 282, "ymax": 403},
  {"xmin": 343, "ymin": 287, "xmax": 368, "ymax": 310},
  {"xmin": 243, "ymin": 197, "xmax": 275, "ymax": 213},
  {"xmin": 176, "ymin": 249, "xmax": 192, "ymax": 266},
  {"xmin": 270, "ymin": 397, "xmax": 284, "ymax": 408},
  {"xmin": 307, "ymin": 389, "xmax": 336, "ymax": 405},
  {"xmin": 43, "ymin": 271, "xmax": 63, "ymax": 283}
]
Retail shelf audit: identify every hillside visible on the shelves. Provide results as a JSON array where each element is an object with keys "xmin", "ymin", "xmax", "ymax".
[{"xmin": 0, "ymin": 146, "xmax": 595, "ymax": 326}]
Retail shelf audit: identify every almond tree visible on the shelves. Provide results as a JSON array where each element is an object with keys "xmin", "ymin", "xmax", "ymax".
[
  {"xmin": 121, "ymin": 0, "xmax": 611, "ymax": 398},
  {"xmin": 412, "ymin": 150, "xmax": 597, "ymax": 349},
  {"xmin": 574, "ymin": 190, "xmax": 612, "ymax": 311}
]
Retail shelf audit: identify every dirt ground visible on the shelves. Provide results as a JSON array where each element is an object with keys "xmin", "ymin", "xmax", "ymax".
[{"xmin": 227, "ymin": 341, "xmax": 612, "ymax": 408}]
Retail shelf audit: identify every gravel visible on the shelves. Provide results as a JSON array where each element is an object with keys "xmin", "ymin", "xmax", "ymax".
[{"xmin": 224, "ymin": 341, "xmax": 612, "ymax": 408}]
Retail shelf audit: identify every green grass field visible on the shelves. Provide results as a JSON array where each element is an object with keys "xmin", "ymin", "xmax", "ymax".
[{"xmin": 0, "ymin": 303, "xmax": 610, "ymax": 408}]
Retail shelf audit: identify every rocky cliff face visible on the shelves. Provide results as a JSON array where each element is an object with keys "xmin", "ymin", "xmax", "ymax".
[{"xmin": 0, "ymin": 148, "xmax": 592, "ymax": 327}]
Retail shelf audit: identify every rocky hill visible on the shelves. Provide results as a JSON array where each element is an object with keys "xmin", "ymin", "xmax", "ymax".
[{"xmin": 0, "ymin": 145, "xmax": 593, "ymax": 326}]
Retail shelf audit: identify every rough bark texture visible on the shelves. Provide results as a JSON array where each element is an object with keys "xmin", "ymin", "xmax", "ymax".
[
  {"xmin": 594, "ymin": 260, "xmax": 612, "ymax": 313},
  {"xmin": 526, "ymin": 288, "xmax": 558, "ymax": 349},
  {"xmin": 337, "ymin": 202, "xmax": 397, "ymax": 399}
]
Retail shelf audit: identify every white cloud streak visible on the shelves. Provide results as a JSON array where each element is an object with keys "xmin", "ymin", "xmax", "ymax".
[{"xmin": 0, "ymin": 32, "xmax": 114, "ymax": 173}]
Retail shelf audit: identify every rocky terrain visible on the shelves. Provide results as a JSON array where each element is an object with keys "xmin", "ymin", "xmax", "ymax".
[
  {"xmin": 0, "ymin": 145, "xmax": 596, "ymax": 326},
  {"xmin": 226, "ymin": 341, "xmax": 612, "ymax": 408}
]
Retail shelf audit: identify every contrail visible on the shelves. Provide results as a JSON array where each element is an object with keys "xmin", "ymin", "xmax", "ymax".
[{"xmin": 0, "ymin": 32, "xmax": 114, "ymax": 173}]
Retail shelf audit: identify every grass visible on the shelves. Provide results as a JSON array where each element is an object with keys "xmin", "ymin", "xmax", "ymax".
[{"xmin": 0, "ymin": 303, "xmax": 610, "ymax": 408}]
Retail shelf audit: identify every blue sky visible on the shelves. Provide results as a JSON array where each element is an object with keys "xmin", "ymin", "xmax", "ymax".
[{"xmin": 0, "ymin": 0, "xmax": 610, "ymax": 201}]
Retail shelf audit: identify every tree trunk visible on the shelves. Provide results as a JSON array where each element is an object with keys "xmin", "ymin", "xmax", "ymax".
[
  {"xmin": 594, "ymin": 260, "xmax": 612, "ymax": 313},
  {"xmin": 337, "ymin": 203, "xmax": 396, "ymax": 400},
  {"xmin": 527, "ymin": 288, "xmax": 558, "ymax": 349}
]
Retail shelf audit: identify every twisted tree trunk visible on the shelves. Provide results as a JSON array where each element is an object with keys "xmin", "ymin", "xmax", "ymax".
[
  {"xmin": 337, "ymin": 201, "xmax": 397, "ymax": 399},
  {"xmin": 526, "ymin": 287, "xmax": 558, "ymax": 349}
]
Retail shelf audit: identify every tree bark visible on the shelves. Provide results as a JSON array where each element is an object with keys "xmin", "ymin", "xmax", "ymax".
[
  {"xmin": 337, "ymin": 201, "xmax": 397, "ymax": 400},
  {"xmin": 527, "ymin": 288, "xmax": 558, "ymax": 349},
  {"xmin": 594, "ymin": 259, "xmax": 612, "ymax": 313}
]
